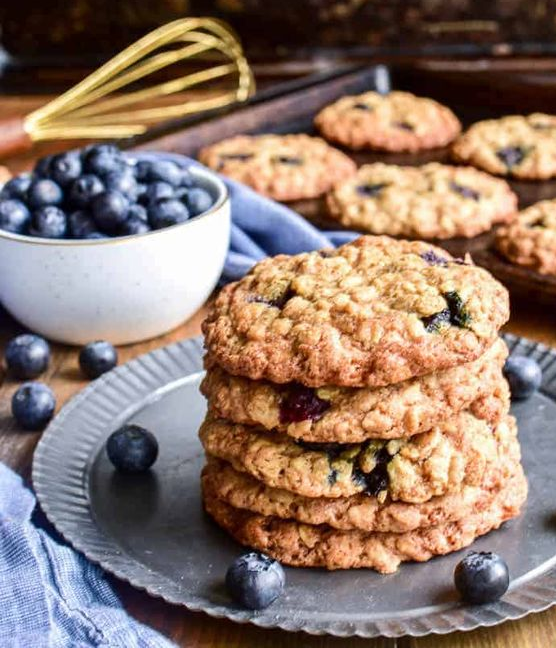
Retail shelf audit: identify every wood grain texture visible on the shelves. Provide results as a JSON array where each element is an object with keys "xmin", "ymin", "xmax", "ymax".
[{"xmin": 1, "ymin": 77, "xmax": 556, "ymax": 647}]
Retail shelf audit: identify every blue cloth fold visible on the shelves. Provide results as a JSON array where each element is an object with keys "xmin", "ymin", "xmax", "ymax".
[
  {"xmin": 0, "ymin": 463, "xmax": 174, "ymax": 648},
  {"xmin": 222, "ymin": 177, "xmax": 359, "ymax": 281}
]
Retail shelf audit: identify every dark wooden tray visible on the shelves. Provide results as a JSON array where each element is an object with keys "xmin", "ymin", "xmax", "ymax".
[{"xmin": 134, "ymin": 63, "xmax": 556, "ymax": 306}]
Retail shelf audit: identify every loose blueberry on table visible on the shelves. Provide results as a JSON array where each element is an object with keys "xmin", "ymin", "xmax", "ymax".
[
  {"xmin": 79, "ymin": 341, "xmax": 118, "ymax": 379},
  {"xmin": 5, "ymin": 334, "xmax": 50, "ymax": 379},
  {"xmin": 106, "ymin": 424, "xmax": 159, "ymax": 472},
  {"xmin": 11, "ymin": 382, "xmax": 56, "ymax": 431},
  {"xmin": 225, "ymin": 552, "xmax": 285, "ymax": 610},
  {"xmin": 454, "ymin": 551, "xmax": 510, "ymax": 604},
  {"xmin": 503, "ymin": 356, "xmax": 542, "ymax": 400},
  {"xmin": 0, "ymin": 144, "xmax": 215, "ymax": 239}
]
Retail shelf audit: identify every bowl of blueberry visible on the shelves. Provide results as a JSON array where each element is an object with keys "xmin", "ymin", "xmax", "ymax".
[{"xmin": 0, "ymin": 145, "xmax": 230, "ymax": 345}]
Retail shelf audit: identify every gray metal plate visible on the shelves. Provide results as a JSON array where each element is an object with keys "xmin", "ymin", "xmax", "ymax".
[{"xmin": 32, "ymin": 334, "xmax": 556, "ymax": 638}]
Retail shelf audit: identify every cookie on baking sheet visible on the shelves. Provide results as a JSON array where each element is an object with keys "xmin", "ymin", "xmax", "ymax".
[
  {"xmin": 496, "ymin": 199, "xmax": 556, "ymax": 275},
  {"xmin": 314, "ymin": 91, "xmax": 461, "ymax": 152},
  {"xmin": 325, "ymin": 163, "xmax": 517, "ymax": 240},
  {"xmin": 197, "ymin": 133, "xmax": 356, "ymax": 201},
  {"xmin": 452, "ymin": 114, "xmax": 556, "ymax": 179},
  {"xmin": 201, "ymin": 437, "xmax": 520, "ymax": 533},
  {"xmin": 199, "ymin": 406, "xmax": 515, "ymax": 503},
  {"xmin": 202, "ymin": 467, "xmax": 527, "ymax": 573},
  {"xmin": 202, "ymin": 236, "xmax": 510, "ymax": 388},
  {"xmin": 201, "ymin": 339, "xmax": 507, "ymax": 443}
]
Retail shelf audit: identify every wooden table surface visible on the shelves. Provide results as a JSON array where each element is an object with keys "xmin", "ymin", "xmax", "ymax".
[{"xmin": 1, "ymin": 92, "xmax": 556, "ymax": 648}]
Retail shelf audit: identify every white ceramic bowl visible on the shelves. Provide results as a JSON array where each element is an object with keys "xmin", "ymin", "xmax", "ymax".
[{"xmin": 0, "ymin": 154, "xmax": 230, "ymax": 345}]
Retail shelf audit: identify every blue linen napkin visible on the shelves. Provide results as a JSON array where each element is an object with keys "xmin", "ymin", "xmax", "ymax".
[
  {"xmin": 0, "ymin": 463, "xmax": 175, "ymax": 648},
  {"xmin": 222, "ymin": 176, "xmax": 359, "ymax": 282}
]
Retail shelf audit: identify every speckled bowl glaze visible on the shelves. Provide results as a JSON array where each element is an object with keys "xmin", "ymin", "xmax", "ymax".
[{"xmin": 0, "ymin": 153, "xmax": 230, "ymax": 345}]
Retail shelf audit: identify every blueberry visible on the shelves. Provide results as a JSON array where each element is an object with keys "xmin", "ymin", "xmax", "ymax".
[
  {"xmin": 497, "ymin": 147, "xmax": 526, "ymax": 168},
  {"xmin": 92, "ymin": 191, "xmax": 129, "ymax": 232},
  {"xmin": 68, "ymin": 210, "xmax": 98, "ymax": 238},
  {"xmin": 69, "ymin": 174, "xmax": 105, "ymax": 208},
  {"xmin": 11, "ymin": 382, "xmax": 56, "ymax": 430},
  {"xmin": 120, "ymin": 217, "xmax": 150, "ymax": 236},
  {"xmin": 84, "ymin": 231, "xmax": 108, "ymax": 240},
  {"xmin": 279, "ymin": 385, "xmax": 330, "ymax": 424},
  {"xmin": 356, "ymin": 183, "xmax": 387, "ymax": 198},
  {"xmin": 104, "ymin": 168, "xmax": 139, "ymax": 200},
  {"xmin": 503, "ymin": 356, "xmax": 542, "ymax": 400},
  {"xmin": 422, "ymin": 291, "xmax": 471, "ymax": 332},
  {"xmin": 0, "ymin": 199, "xmax": 31, "ymax": 234},
  {"xmin": 185, "ymin": 187, "xmax": 213, "ymax": 216},
  {"xmin": 133, "ymin": 160, "xmax": 152, "ymax": 182},
  {"xmin": 79, "ymin": 340, "xmax": 118, "ymax": 379},
  {"xmin": 29, "ymin": 206, "xmax": 67, "ymax": 238},
  {"xmin": 449, "ymin": 182, "xmax": 480, "ymax": 201},
  {"xmin": 49, "ymin": 151, "xmax": 82, "ymax": 187},
  {"xmin": 5, "ymin": 334, "xmax": 50, "ymax": 379},
  {"xmin": 273, "ymin": 155, "xmax": 302, "ymax": 166},
  {"xmin": 146, "ymin": 160, "xmax": 182, "ymax": 186},
  {"xmin": 225, "ymin": 552, "xmax": 285, "ymax": 610},
  {"xmin": 33, "ymin": 154, "xmax": 54, "ymax": 178},
  {"xmin": 28, "ymin": 179, "xmax": 63, "ymax": 209},
  {"xmin": 141, "ymin": 182, "xmax": 174, "ymax": 205},
  {"xmin": 454, "ymin": 551, "xmax": 509, "ymax": 604},
  {"xmin": 126, "ymin": 203, "xmax": 148, "ymax": 223},
  {"xmin": 1, "ymin": 173, "xmax": 33, "ymax": 200},
  {"xmin": 174, "ymin": 187, "xmax": 189, "ymax": 202},
  {"xmin": 83, "ymin": 144, "xmax": 124, "ymax": 177},
  {"xmin": 420, "ymin": 250, "xmax": 448, "ymax": 266},
  {"xmin": 148, "ymin": 199, "xmax": 189, "ymax": 229},
  {"xmin": 135, "ymin": 183, "xmax": 148, "ymax": 202},
  {"xmin": 179, "ymin": 168, "xmax": 194, "ymax": 187},
  {"xmin": 106, "ymin": 424, "xmax": 159, "ymax": 472}
]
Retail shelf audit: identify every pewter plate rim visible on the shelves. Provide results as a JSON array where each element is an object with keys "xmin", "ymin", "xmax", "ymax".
[{"xmin": 32, "ymin": 333, "xmax": 556, "ymax": 638}]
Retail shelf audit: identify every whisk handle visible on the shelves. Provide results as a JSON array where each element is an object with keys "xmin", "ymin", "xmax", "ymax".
[{"xmin": 0, "ymin": 117, "xmax": 33, "ymax": 158}]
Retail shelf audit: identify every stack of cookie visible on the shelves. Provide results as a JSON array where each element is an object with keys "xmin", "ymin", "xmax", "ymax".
[{"xmin": 199, "ymin": 236, "xmax": 527, "ymax": 573}]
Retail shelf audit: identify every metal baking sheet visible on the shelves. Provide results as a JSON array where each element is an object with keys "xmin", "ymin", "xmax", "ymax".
[{"xmin": 33, "ymin": 333, "xmax": 556, "ymax": 638}]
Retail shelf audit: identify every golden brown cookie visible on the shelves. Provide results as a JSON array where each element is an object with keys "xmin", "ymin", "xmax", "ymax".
[
  {"xmin": 203, "ymin": 466, "xmax": 527, "ymax": 573},
  {"xmin": 198, "ymin": 134, "xmax": 356, "ymax": 201},
  {"xmin": 201, "ymin": 338, "xmax": 507, "ymax": 443},
  {"xmin": 199, "ymin": 406, "xmax": 515, "ymax": 503},
  {"xmin": 496, "ymin": 199, "xmax": 556, "ymax": 275},
  {"xmin": 202, "ymin": 236, "xmax": 510, "ymax": 388},
  {"xmin": 201, "ymin": 438, "xmax": 520, "ymax": 533},
  {"xmin": 314, "ymin": 91, "xmax": 461, "ymax": 152},
  {"xmin": 326, "ymin": 163, "xmax": 517, "ymax": 239},
  {"xmin": 452, "ymin": 114, "xmax": 556, "ymax": 179}
]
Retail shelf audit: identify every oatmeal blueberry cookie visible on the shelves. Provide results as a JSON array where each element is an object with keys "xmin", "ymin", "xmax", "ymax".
[
  {"xmin": 202, "ymin": 236, "xmax": 510, "ymax": 388},
  {"xmin": 198, "ymin": 134, "xmax": 356, "ymax": 201},
  {"xmin": 199, "ymin": 406, "xmax": 515, "ymax": 503},
  {"xmin": 496, "ymin": 199, "xmax": 556, "ymax": 275},
  {"xmin": 314, "ymin": 91, "xmax": 461, "ymax": 152},
  {"xmin": 202, "ymin": 339, "xmax": 507, "ymax": 443},
  {"xmin": 202, "ymin": 440, "xmax": 520, "ymax": 533},
  {"xmin": 452, "ymin": 114, "xmax": 556, "ymax": 180},
  {"xmin": 201, "ymin": 340, "xmax": 508, "ymax": 443},
  {"xmin": 326, "ymin": 163, "xmax": 517, "ymax": 240},
  {"xmin": 203, "ymin": 467, "xmax": 527, "ymax": 572}
]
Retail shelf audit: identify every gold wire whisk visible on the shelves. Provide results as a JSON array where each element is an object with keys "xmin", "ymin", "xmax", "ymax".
[{"xmin": 0, "ymin": 17, "xmax": 255, "ymax": 158}]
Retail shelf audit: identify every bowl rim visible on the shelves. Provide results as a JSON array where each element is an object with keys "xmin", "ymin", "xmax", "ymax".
[{"xmin": 0, "ymin": 156, "xmax": 229, "ymax": 247}]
